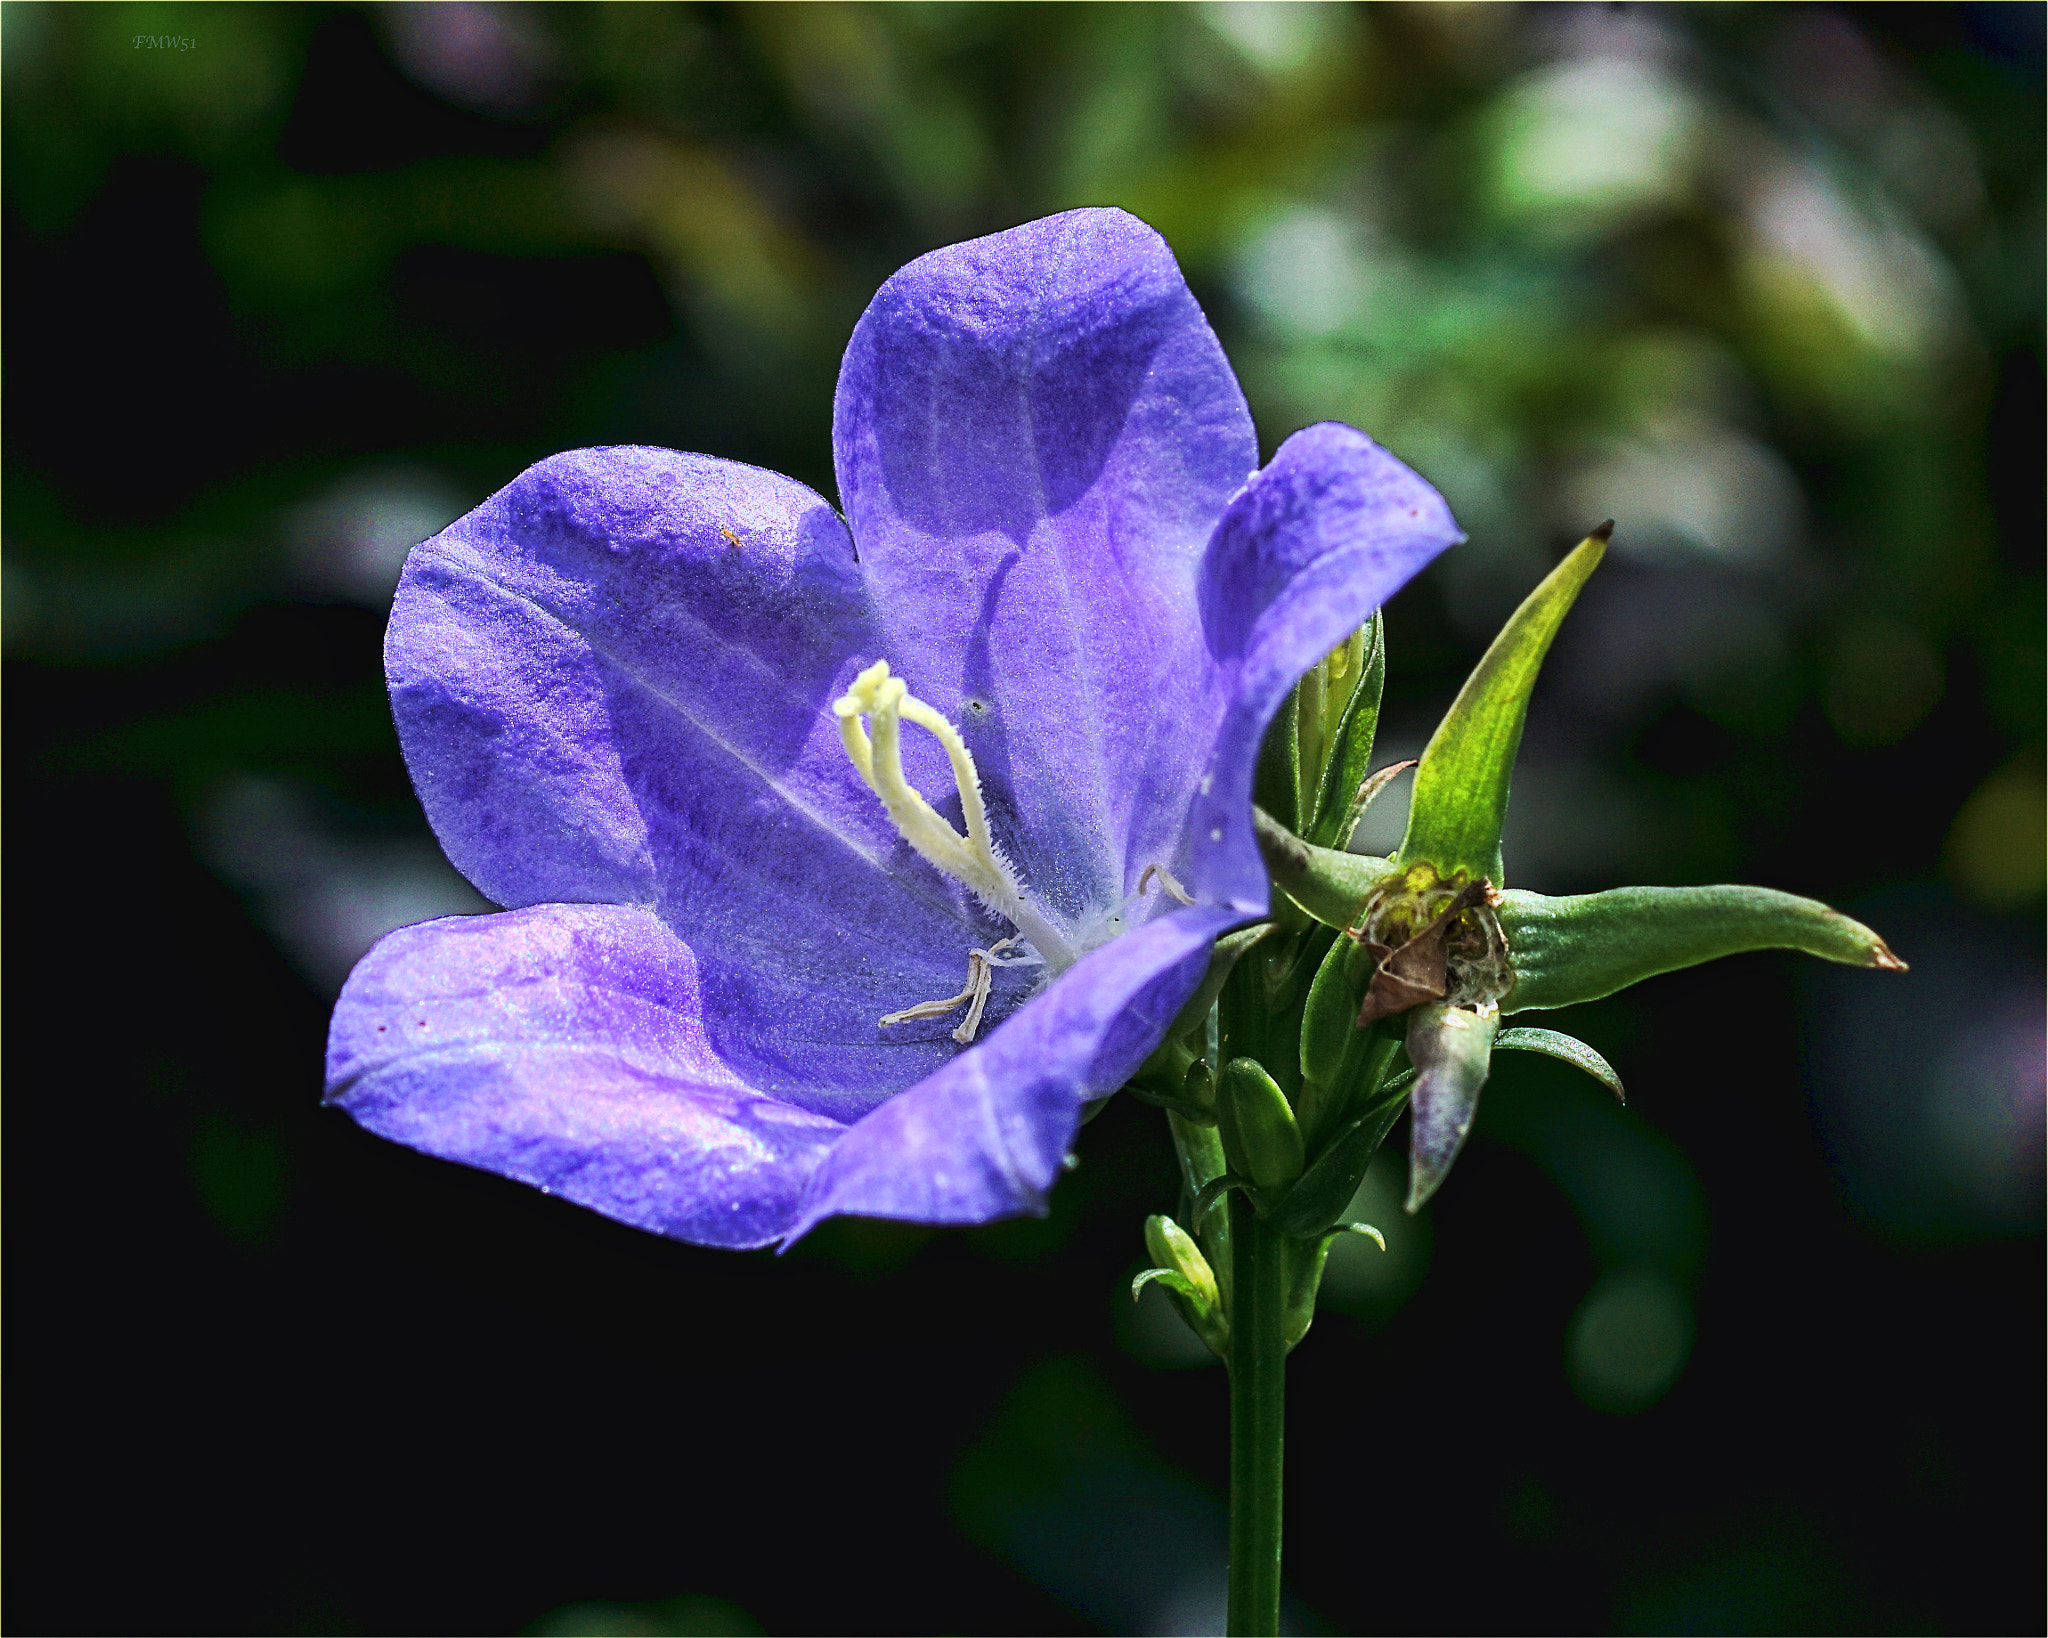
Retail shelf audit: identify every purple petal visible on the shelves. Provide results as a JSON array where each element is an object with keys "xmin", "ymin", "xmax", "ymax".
[
  {"xmin": 788, "ymin": 904, "xmax": 1247, "ymax": 1236},
  {"xmin": 833, "ymin": 208, "xmax": 1258, "ymax": 922},
  {"xmin": 387, "ymin": 445, "xmax": 1007, "ymax": 1112},
  {"xmin": 1187, "ymin": 423, "xmax": 1465, "ymax": 911},
  {"xmin": 326, "ymin": 902, "xmax": 847, "ymax": 1249}
]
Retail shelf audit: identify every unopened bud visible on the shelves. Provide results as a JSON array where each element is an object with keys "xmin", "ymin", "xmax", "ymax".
[
  {"xmin": 1218, "ymin": 1057, "xmax": 1305, "ymax": 1195},
  {"xmin": 1143, "ymin": 1214, "xmax": 1219, "ymax": 1313}
]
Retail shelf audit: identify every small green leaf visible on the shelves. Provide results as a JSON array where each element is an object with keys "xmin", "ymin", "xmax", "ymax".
[
  {"xmin": 1494, "ymin": 1026, "xmax": 1626, "ymax": 1102},
  {"xmin": 1284, "ymin": 1233, "xmax": 1335, "ymax": 1350},
  {"xmin": 1255, "ymin": 675, "xmax": 1302, "ymax": 834},
  {"xmin": 1399, "ymin": 525, "xmax": 1610, "ymax": 886},
  {"xmin": 1499, "ymin": 884, "xmax": 1907, "ymax": 1014}
]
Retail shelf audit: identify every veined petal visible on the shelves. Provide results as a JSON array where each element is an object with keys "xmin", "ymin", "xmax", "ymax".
[
  {"xmin": 326, "ymin": 903, "xmax": 848, "ymax": 1250},
  {"xmin": 787, "ymin": 904, "xmax": 1247, "ymax": 1237},
  {"xmin": 388, "ymin": 445, "xmax": 997, "ymax": 1110},
  {"xmin": 1188, "ymin": 423, "xmax": 1464, "ymax": 912},
  {"xmin": 833, "ymin": 208, "xmax": 1258, "ymax": 922}
]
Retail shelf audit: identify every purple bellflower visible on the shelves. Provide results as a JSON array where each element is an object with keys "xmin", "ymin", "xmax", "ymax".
[{"xmin": 325, "ymin": 209, "xmax": 1462, "ymax": 1249}]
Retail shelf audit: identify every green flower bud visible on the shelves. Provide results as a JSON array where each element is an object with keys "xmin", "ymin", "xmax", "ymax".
[
  {"xmin": 1217, "ymin": 1057, "xmax": 1306, "ymax": 1195},
  {"xmin": 1143, "ymin": 1214, "xmax": 1220, "ymax": 1313}
]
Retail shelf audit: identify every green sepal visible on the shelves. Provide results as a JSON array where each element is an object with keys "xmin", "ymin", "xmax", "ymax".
[
  {"xmin": 1334, "ymin": 758, "xmax": 1417, "ymax": 854},
  {"xmin": 1191, "ymin": 1170, "xmax": 1252, "ymax": 1231},
  {"xmin": 1217, "ymin": 1057, "xmax": 1306, "ymax": 1195},
  {"xmin": 1127, "ymin": 1070, "xmax": 1217, "ymax": 1125},
  {"xmin": 1302, "ymin": 613, "xmax": 1386, "ymax": 850},
  {"xmin": 1493, "ymin": 1026, "xmax": 1626, "ymax": 1102},
  {"xmin": 1255, "ymin": 617, "xmax": 1384, "ymax": 843},
  {"xmin": 1299, "ymin": 930, "xmax": 1363, "ymax": 1091},
  {"xmin": 1498, "ymin": 883, "xmax": 1906, "ymax": 1014},
  {"xmin": 1131, "ymin": 1267, "xmax": 1205, "ymax": 1304},
  {"xmin": 1252, "ymin": 806, "xmax": 1400, "ymax": 932},
  {"xmin": 1398, "ymin": 524, "xmax": 1610, "ymax": 886},
  {"xmin": 1283, "ymin": 1223, "xmax": 1385, "ymax": 1351},
  {"xmin": 1269, "ymin": 1095, "xmax": 1406, "ymax": 1237}
]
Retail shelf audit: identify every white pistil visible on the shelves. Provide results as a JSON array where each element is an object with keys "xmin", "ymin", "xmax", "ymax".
[{"xmin": 836, "ymin": 661, "xmax": 1077, "ymax": 974}]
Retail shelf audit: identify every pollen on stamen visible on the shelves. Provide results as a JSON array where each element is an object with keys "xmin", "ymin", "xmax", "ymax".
[{"xmin": 878, "ymin": 938, "xmax": 1021, "ymax": 1046}]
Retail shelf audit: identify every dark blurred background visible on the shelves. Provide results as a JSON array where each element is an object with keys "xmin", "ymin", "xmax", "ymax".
[{"xmin": 6, "ymin": 4, "xmax": 2041, "ymax": 1634}]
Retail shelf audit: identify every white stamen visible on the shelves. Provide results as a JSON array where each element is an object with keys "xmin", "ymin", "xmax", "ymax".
[
  {"xmin": 836, "ymin": 661, "xmax": 1077, "ymax": 973},
  {"xmin": 879, "ymin": 938, "xmax": 1020, "ymax": 1045}
]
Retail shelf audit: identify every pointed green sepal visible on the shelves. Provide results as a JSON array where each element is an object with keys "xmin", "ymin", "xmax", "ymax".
[
  {"xmin": 1404, "ymin": 1000, "xmax": 1501, "ymax": 1213},
  {"xmin": 1339, "ymin": 1220, "xmax": 1387, "ymax": 1251},
  {"xmin": 1493, "ymin": 1026, "xmax": 1626, "ymax": 1102},
  {"xmin": 1218, "ymin": 1057, "xmax": 1306, "ymax": 1195},
  {"xmin": 1131, "ymin": 1267, "xmax": 1205, "ymax": 1304},
  {"xmin": 1256, "ymin": 616, "xmax": 1386, "ymax": 843},
  {"xmin": 1128, "ymin": 1053, "xmax": 1219, "ymax": 1124},
  {"xmin": 1269, "ymin": 1095, "xmax": 1406, "ymax": 1237},
  {"xmin": 1284, "ymin": 1234, "xmax": 1333, "ymax": 1350},
  {"xmin": 1253, "ymin": 806, "xmax": 1400, "ymax": 931},
  {"xmin": 1498, "ymin": 884, "xmax": 1906, "ymax": 1014},
  {"xmin": 1334, "ymin": 758, "xmax": 1417, "ymax": 853},
  {"xmin": 1283, "ymin": 1222, "xmax": 1387, "ymax": 1350},
  {"xmin": 1299, "ymin": 931, "xmax": 1364, "ymax": 1090},
  {"xmin": 1191, "ymin": 1170, "xmax": 1252, "ymax": 1232},
  {"xmin": 1302, "ymin": 613, "xmax": 1387, "ymax": 850},
  {"xmin": 1399, "ymin": 524, "xmax": 1610, "ymax": 885}
]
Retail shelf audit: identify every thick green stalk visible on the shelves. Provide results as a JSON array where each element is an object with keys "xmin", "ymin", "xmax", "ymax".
[{"xmin": 1227, "ymin": 1190, "xmax": 1286, "ymax": 1636}]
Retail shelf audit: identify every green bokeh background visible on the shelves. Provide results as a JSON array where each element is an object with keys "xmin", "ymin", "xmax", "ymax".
[{"xmin": 7, "ymin": 5, "xmax": 2040, "ymax": 1634}]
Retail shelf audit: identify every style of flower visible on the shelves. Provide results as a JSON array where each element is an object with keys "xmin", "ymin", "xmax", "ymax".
[{"xmin": 325, "ymin": 208, "xmax": 1464, "ymax": 1248}]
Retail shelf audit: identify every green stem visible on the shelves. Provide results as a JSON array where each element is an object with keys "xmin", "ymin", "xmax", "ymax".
[{"xmin": 1226, "ymin": 1190, "xmax": 1286, "ymax": 1637}]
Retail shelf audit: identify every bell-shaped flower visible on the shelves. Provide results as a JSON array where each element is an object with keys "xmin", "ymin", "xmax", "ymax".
[{"xmin": 324, "ymin": 208, "xmax": 1463, "ymax": 1248}]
